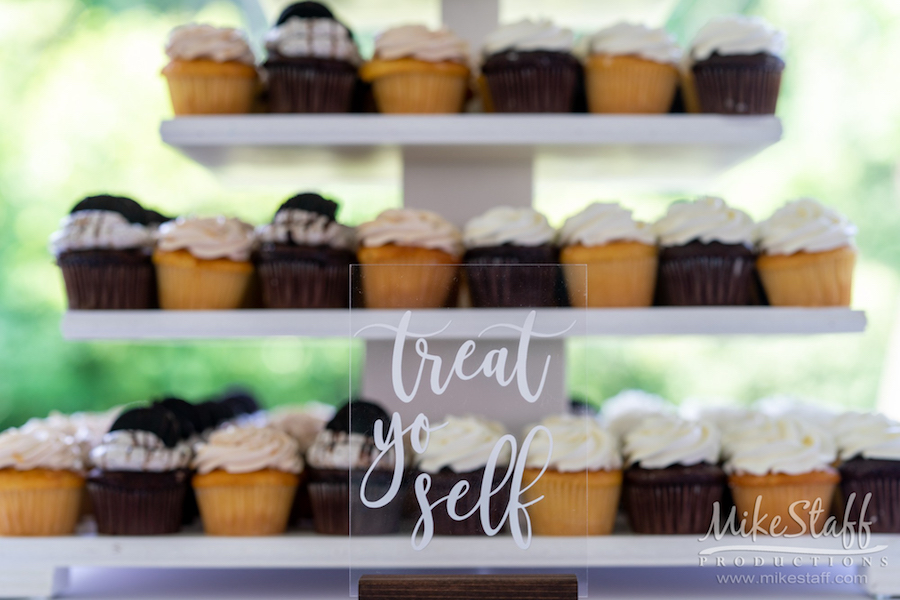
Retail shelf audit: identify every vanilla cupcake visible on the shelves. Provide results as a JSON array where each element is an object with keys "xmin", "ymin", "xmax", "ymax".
[
  {"xmin": 0, "ymin": 427, "xmax": 84, "ymax": 535},
  {"xmin": 463, "ymin": 207, "xmax": 559, "ymax": 307},
  {"xmin": 653, "ymin": 196, "xmax": 756, "ymax": 305},
  {"xmin": 584, "ymin": 23, "xmax": 681, "ymax": 114},
  {"xmin": 154, "ymin": 216, "xmax": 256, "ymax": 310},
  {"xmin": 623, "ymin": 415, "xmax": 724, "ymax": 534},
  {"xmin": 360, "ymin": 25, "xmax": 470, "ymax": 113},
  {"xmin": 416, "ymin": 415, "xmax": 512, "ymax": 535},
  {"xmin": 756, "ymin": 198, "xmax": 857, "ymax": 306},
  {"xmin": 192, "ymin": 425, "xmax": 302, "ymax": 536},
  {"xmin": 559, "ymin": 202, "xmax": 657, "ymax": 307},
  {"xmin": 522, "ymin": 416, "xmax": 622, "ymax": 535},
  {"xmin": 356, "ymin": 209, "xmax": 463, "ymax": 308}
]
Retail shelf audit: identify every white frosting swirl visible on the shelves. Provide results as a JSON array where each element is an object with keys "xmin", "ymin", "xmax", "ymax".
[
  {"xmin": 0, "ymin": 427, "xmax": 83, "ymax": 472},
  {"xmin": 558, "ymin": 202, "xmax": 656, "ymax": 247},
  {"xmin": 690, "ymin": 15, "xmax": 786, "ymax": 62},
  {"xmin": 588, "ymin": 23, "xmax": 682, "ymax": 65},
  {"xmin": 193, "ymin": 425, "xmax": 302, "ymax": 474},
  {"xmin": 23, "ymin": 409, "xmax": 122, "ymax": 467},
  {"xmin": 374, "ymin": 25, "xmax": 469, "ymax": 63},
  {"xmin": 157, "ymin": 216, "xmax": 256, "ymax": 261},
  {"xmin": 653, "ymin": 196, "xmax": 756, "ymax": 247},
  {"xmin": 90, "ymin": 430, "xmax": 192, "ymax": 472},
  {"xmin": 265, "ymin": 17, "xmax": 360, "ymax": 65},
  {"xmin": 835, "ymin": 412, "xmax": 900, "ymax": 462},
  {"xmin": 49, "ymin": 211, "xmax": 154, "ymax": 256},
  {"xmin": 165, "ymin": 23, "xmax": 255, "ymax": 65},
  {"xmin": 624, "ymin": 415, "xmax": 720, "ymax": 468},
  {"xmin": 600, "ymin": 389, "xmax": 674, "ymax": 441},
  {"xmin": 306, "ymin": 429, "xmax": 394, "ymax": 471},
  {"xmin": 483, "ymin": 19, "xmax": 574, "ymax": 55},
  {"xmin": 463, "ymin": 207, "xmax": 555, "ymax": 248},
  {"xmin": 417, "ymin": 415, "xmax": 511, "ymax": 474},
  {"xmin": 267, "ymin": 404, "xmax": 334, "ymax": 455},
  {"xmin": 724, "ymin": 416, "xmax": 836, "ymax": 475},
  {"xmin": 524, "ymin": 415, "xmax": 621, "ymax": 472},
  {"xmin": 758, "ymin": 198, "xmax": 856, "ymax": 256},
  {"xmin": 256, "ymin": 209, "xmax": 355, "ymax": 250},
  {"xmin": 357, "ymin": 209, "xmax": 463, "ymax": 256}
]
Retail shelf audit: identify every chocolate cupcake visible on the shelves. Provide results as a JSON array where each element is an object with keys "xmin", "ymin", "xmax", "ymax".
[
  {"xmin": 481, "ymin": 20, "xmax": 581, "ymax": 113},
  {"xmin": 623, "ymin": 415, "xmax": 724, "ymax": 534},
  {"xmin": 305, "ymin": 400, "xmax": 404, "ymax": 535},
  {"xmin": 688, "ymin": 16, "xmax": 786, "ymax": 114},
  {"xmin": 264, "ymin": 2, "xmax": 361, "ymax": 113},
  {"xmin": 87, "ymin": 406, "xmax": 192, "ymax": 535},
  {"xmin": 254, "ymin": 193, "xmax": 356, "ymax": 308},
  {"xmin": 462, "ymin": 207, "xmax": 559, "ymax": 307},
  {"xmin": 653, "ymin": 197, "xmax": 756, "ymax": 306},
  {"xmin": 50, "ymin": 195, "xmax": 157, "ymax": 309}
]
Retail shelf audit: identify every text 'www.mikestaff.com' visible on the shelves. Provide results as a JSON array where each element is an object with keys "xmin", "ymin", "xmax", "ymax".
[{"xmin": 716, "ymin": 572, "xmax": 868, "ymax": 585}]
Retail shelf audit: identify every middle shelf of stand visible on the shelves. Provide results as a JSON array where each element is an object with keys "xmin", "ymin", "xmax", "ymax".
[{"xmin": 61, "ymin": 307, "xmax": 867, "ymax": 341}]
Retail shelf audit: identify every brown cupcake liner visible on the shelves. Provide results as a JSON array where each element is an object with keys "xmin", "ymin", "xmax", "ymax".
[
  {"xmin": 265, "ymin": 59, "xmax": 357, "ymax": 113},
  {"xmin": 656, "ymin": 241, "xmax": 756, "ymax": 306},
  {"xmin": 840, "ymin": 459, "xmax": 900, "ymax": 533},
  {"xmin": 464, "ymin": 245, "xmax": 561, "ymax": 308},
  {"xmin": 692, "ymin": 53, "xmax": 784, "ymax": 115},
  {"xmin": 624, "ymin": 464, "xmax": 726, "ymax": 535},
  {"xmin": 256, "ymin": 249, "xmax": 354, "ymax": 309},
  {"xmin": 483, "ymin": 51, "xmax": 582, "ymax": 113},
  {"xmin": 58, "ymin": 250, "xmax": 155, "ymax": 310},
  {"xmin": 307, "ymin": 469, "xmax": 403, "ymax": 536},
  {"xmin": 422, "ymin": 468, "xmax": 512, "ymax": 536},
  {"xmin": 88, "ymin": 471, "xmax": 187, "ymax": 535}
]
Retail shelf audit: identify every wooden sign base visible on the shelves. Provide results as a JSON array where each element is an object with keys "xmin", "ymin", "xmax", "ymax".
[{"xmin": 359, "ymin": 574, "xmax": 578, "ymax": 600}]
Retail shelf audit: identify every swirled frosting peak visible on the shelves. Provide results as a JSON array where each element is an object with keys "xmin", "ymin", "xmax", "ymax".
[
  {"xmin": 758, "ymin": 198, "xmax": 856, "ymax": 256},
  {"xmin": 0, "ymin": 427, "xmax": 83, "ymax": 472},
  {"xmin": 357, "ymin": 209, "xmax": 463, "ymax": 256},
  {"xmin": 165, "ymin": 24, "xmax": 255, "ymax": 65},
  {"xmin": 417, "ymin": 415, "xmax": 511, "ymax": 474},
  {"xmin": 90, "ymin": 430, "xmax": 192, "ymax": 472},
  {"xmin": 724, "ymin": 416, "xmax": 836, "ymax": 475},
  {"xmin": 257, "ymin": 209, "xmax": 354, "ymax": 249},
  {"xmin": 589, "ymin": 23, "xmax": 682, "ymax": 65},
  {"xmin": 653, "ymin": 196, "xmax": 755, "ymax": 247},
  {"xmin": 624, "ymin": 415, "xmax": 720, "ymax": 468},
  {"xmin": 524, "ymin": 415, "xmax": 621, "ymax": 472},
  {"xmin": 483, "ymin": 19, "xmax": 574, "ymax": 55},
  {"xmin": 835, "ymin": 412, "xmax": 900, "ymax": 462},
  {"xmin": 266, "ymin": 17, "xmax": 360, "ymax": 64},
  {"xmin": 558, "ymin": 202, "xmax": 655, "ymax": 247},
  {"xmin": 374, "ymin": 25, "xmax": 469, "ymax": 63},
  {"xmin": 157, "ymin": 216, "xmax": 256, "ymax": 261},
  {"xmin": 193, "ymin": 426, "xmax": 302, "ymax": 474},
  {"xmin": 463, "ymin": 207, "xmax": 555, "ymax": 248},
  {"xmin": 49, "ymin": 211, "xmax": 154, "ymax": 257},
  {"xmin": 690, "ymin": 15, "xmax": 786, "ymax": 62}
]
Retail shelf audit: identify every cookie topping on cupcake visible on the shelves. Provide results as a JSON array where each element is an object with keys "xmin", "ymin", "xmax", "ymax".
[
  {"xmin": 90, "ymin": 430, "xmax": 192, "ymax": 472},
  {"xmin": 417, "ymin": 415, "xmax": 510, "ymax": 474},
  {"xmin": 265, "ymin": 17, "xmax": 360, "ymax": 64},
  {"xmin": 524, "ymin": 415, "xmax": 621, "ymax": 472},
  {"xmin": 624, "ymin": 415, "xmax": 720, "ymax": 468},
  {"xmin": 835, "ymin": 412, "xmax": 900, "ymax": 461},
  {"xmin": 306, "ymin": 400, "xmax": 395, "ymax": 471},
  {"xmin": 357, "ymin": 209, "xmax": 463, "ymax": 256},
  {"xmin": 373, "ymin": 25, "xmax": 469, "ymax": 63},
  {"xmin": 0, "ymin": 427, "xmax": 83, "ymax": 472},
  {"xmin": 157, "ymin": 216, "xmax": 256, "ymax": 261},
  {"xmin": 653, "ymin": 196, "xmax": 755, "ymax": 247},
  {"xmin": 757, "ymin": 198, "xmax": 856, "ymax": 256},
  {"xmin": 49, "ymin": 211, "xmax": 155, "ymax": 257},
  {"xmin": 483, "ymin": 19, "xmax": 574, "ymax": 55},
  {"xmin": 689, "ymin": 15, "xmax": 786, "ymax": 62},
  {"xmin": 165, "ymin": 24, "xmax": 255, "ymax": 65},
  {"xmin": 587, "ymin": 23, "xmax": 682, "ymax": 65},
  {"xmin": 463, "ymin": 207, "xmax": 555, "ymax": 248},
  {"xmin": 559, "ymin": 202, "xmax": 655, "ymax": 247},
  {"xmin": 193, "ymin": 425, "xmax": 303, "ymax": 475},
  {"xmin": 257, "ymin": 193, "xmax": 354, "ymax": 249}
]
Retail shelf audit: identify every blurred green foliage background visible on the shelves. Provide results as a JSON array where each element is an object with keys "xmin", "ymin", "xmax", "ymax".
[{"xmin": 0, "ymin": 0, "xmax": 899, "ymax": 429}]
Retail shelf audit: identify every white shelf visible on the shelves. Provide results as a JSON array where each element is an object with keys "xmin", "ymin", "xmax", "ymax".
[{"xmin": 61, "ymin": 308, "xmax": 867, "ymax": 341}]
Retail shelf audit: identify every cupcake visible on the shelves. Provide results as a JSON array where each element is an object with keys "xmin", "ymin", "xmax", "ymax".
[
  {"xmin": 0, "ymin": 427, "xmax": 84, "ymax": 535},
  {"xmin": 724, "ymin": 416, "xmax": 839, "ymax": 535},
  {"xmin": 192, "ymin": 425, "xmax": 302, "ymax": 536},
  {"xmin": 653, "ymin": 196, "xmax": 756, "ymax": 305},
  {"xmin": 162, "ymin": 24, "xmax": 258, "ymax": 115},
  {"xmin": 481, "ymin": 20, "xmax": 580, "ymax": 113},
  {"xmin": 359, "ymin": 25, "xmax": 470, "ymax": 114},
  {"xmin": 264, "ymin": 2, "xmax": 361, "ymax": 113},
  {"xmin": 583, "ymin": 23, "xmax": 682, "ymax": 114},
  {"xmin": 416, "ymin": 415, "xmax": 511, "ymax": 536},
  {"xmin": 462, "ymin": 207, "xmax": 559, "ymax": 307},
  {"xmin": 756, "ymin": 198, "xmax": 857, "ymax": 306},
  {"xmin": 305, "ymin": 400, "xmax": 403, "ymax": 535},
  {"xmin": 559, "ymin": 202, "xmax": 657, "ymax": 307},
  {"xmin": 521, "ymin": 415, "xmax": 622, "ymax": 536},
  {"xmin": 835, "ymin": 412, "xmax": 900, "ymax": 533},
  {"xmin": 688, "ymin": 16, "xmax": 786, "ymax": 115},
  {"xmin": 50, "ymin": 195, "xmax": 157, "ymax": 310},
  {"xmin": 356, "ymin": 209, "xmax": 463, "ymax": 308},
  {"xmin": 88, "ymin": 406, "xmax": 192, "ymax": 535},
  {"xmin": 153, "ymin": 216, "xmax": 256, "ymax": 310},
  {"xmin": 255, "ymin": 193, "xmax": 356, "ymax": 308},
  {"xmin": 623, "ymin": 415, "xmax": 724, "ymax": 534}
]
